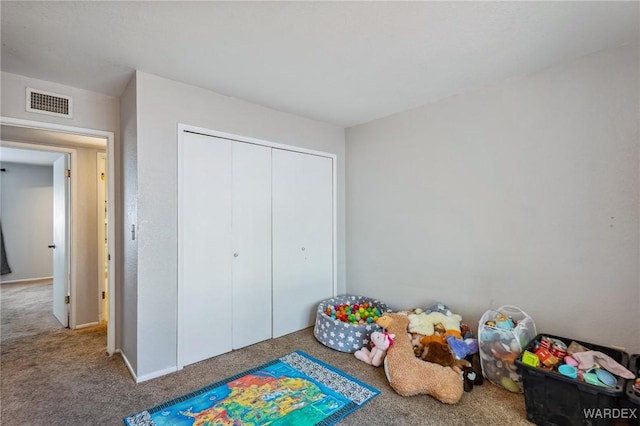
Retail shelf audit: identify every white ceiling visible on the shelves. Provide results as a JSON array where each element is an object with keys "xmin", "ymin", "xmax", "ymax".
[{"xmin": 1, "ymin": 1, "xmax": 638, "ymax": 127}]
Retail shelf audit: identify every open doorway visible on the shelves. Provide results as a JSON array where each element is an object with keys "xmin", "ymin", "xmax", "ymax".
[
  {"xmin": 0, "ymin": 117, "xmax": 115, "ymax": 355},
  {"xmin": 0, "ymin": 147, "xmax": 72, "ymax": 328}
]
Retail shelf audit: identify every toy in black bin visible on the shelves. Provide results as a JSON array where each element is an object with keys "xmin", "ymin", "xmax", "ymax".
[
  {"xmin": 621, "ymin": 354, "xmax": 639, "ymax": 426},
  {"xmin": 516, "ymin": 334, "xmax": 636, "ymax": 426}
]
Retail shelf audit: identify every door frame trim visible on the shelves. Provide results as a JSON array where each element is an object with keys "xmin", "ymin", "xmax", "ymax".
[
  {"xmin": 97, "ymin": 151, "xmax": 108, "ymax": 324},
  {"xmin": 1, "ymin": 116, "xmax": 116, "ymax": 356}
]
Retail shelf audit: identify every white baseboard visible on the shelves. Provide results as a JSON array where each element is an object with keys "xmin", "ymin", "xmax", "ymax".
[
  {"xmin": 119, "ymin": 350, "xmax": 177, "ymax": 383},
  {"xmin": 74, "ymin": 321, "xmax": 100, "ymax": 330},
  {"xmin": 120, "ymin": 351, "xmax": 138, "ymax": 382},
  {"xmin": 136, "ymin": 366, "xmax": 178, "ymax": 383},
  {"xmin": 0, "ymin": 276, "xmax": 53, "ymax": 285}
]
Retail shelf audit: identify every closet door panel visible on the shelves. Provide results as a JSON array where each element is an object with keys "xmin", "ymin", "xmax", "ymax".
[
  {"xmin": 180, "ymin": 133, "xmax": 233, "ymax": 366},
  {"xmin": 232, "ymin": 142, "xmax": 272, "ymax": 349},
  {"xmin": 272, "ymin": 150, "xmax": 333, "ymax": 338}
]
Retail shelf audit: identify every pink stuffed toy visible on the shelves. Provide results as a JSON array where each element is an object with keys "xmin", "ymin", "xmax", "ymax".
[{"xmin": 354, "ymin": 331, "xmax": 395, "ymax": 367}]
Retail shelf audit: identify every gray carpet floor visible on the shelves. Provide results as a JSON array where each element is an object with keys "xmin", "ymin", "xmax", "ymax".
[{"xmin": 1, "ymin": 282, "xmax": 532, "ymax": 425}]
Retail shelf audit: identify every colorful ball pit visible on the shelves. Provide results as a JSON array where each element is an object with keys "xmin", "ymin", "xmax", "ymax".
[{"xmin": 314, "ymin": 295, "xmax": 392, "ymax": 353}]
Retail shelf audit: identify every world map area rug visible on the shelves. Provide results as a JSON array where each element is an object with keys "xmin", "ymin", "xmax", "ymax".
[{"xmin": 124, "ymin": 350, "xmax": 379, "ymax": 426}]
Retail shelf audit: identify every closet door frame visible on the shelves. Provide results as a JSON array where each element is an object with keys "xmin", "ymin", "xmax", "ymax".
[{"xmin": 177, "ymin": 123, "xmax": 337, "ymax": 370}]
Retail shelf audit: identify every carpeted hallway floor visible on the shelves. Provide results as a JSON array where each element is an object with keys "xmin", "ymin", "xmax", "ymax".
[{"xmin": 1, "ymin": 282, "xmax": 532, "ymax": 425}]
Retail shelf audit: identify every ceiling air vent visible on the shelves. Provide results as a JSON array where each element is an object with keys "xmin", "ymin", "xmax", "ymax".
[{"xmin": 26, "ymin": 88, "xmax": 73, "ymax": 118}]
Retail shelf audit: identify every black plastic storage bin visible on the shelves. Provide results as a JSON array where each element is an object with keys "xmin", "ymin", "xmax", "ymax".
[
  {"xmin": 515, "ymin": 334, "xmax": 630, "ymax": 426},
  {"xmin": 620, "ymin": 354, "xmax": 639, "ymax": 426}
]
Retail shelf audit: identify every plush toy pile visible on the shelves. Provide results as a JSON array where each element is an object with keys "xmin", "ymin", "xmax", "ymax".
[
  {"xmin": 404, "ymin": 303, "xmax": 483, "ymax": 393},
  {"xmin": 352, "ymin": 302, "xmax": 484, "ymax": 402}
]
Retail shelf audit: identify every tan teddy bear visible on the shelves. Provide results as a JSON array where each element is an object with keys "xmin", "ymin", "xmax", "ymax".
[{"xmin": 377, "ymin": 313, "xmax": 463, "ymax": 404}]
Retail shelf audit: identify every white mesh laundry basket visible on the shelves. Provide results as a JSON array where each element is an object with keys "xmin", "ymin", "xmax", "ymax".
[{"xmin": 478, "ymin": 305, "xmax": 537, "ymax": 393}]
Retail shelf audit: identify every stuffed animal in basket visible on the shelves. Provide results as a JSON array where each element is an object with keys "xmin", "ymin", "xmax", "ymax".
[
  {"xmin": 354, "ymin": 330, "xmax": 395, "ymax": 367},
  {"xmin": 377, "ymin": 313, "xmax": 463, "ymax": 404}
]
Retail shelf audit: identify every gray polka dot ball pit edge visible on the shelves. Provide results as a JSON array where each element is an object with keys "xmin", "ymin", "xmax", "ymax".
[{"xmin": 314, "ymin": 295, "xmax": 392, "ymax": 353}]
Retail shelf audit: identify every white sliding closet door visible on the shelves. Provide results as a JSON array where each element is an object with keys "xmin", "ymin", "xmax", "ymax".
[
  {"xmin": 272, "ymin": 149, "xmax": 333, "ymax": 338},
  {"xmin": 231, "ymin": 142, "xmax": 272, "ymax": 349},
  {"xmin": 180, "ymin": 127, "xmax": 335, "ymax": 366},
  {"xmin": 180, "ymin": 133, "xmax": 233, "ymax": 366},
  {"xmin": 180, "ymin": 133, "xmax": 273, "ymax": 366}
]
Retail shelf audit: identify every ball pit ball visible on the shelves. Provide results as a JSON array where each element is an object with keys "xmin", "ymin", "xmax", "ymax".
[{"xmin": 325, "ymin": 302, "xmax": 383, "ymax": 325}]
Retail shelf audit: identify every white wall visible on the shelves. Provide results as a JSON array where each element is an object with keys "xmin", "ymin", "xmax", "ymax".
[
  {"xmin": 1, "ymin": 72, "xmax": 120, "ymax": 131},
  {"xmin": 119, "ymin": 74, "xmax": 138, "ymax": 371},
  {"xmin": 133, "ymin": 71, "xmax": 346, "ymax": 378},
  {"xmin": 346, "ymin": 44, "xmax": 640, "ymax": 353},
  {"xmin": 1, "ymin": 71, "xmax": 120, "ymax": 328},
  {"xmin": 0, "ymin": 162, "xmax": 53, "ymax": 282}
]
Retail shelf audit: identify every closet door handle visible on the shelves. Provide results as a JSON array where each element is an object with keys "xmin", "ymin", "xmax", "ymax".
[{"xmin": 48, "ymin": 244, "xmax": 56, "ymax": 249}]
